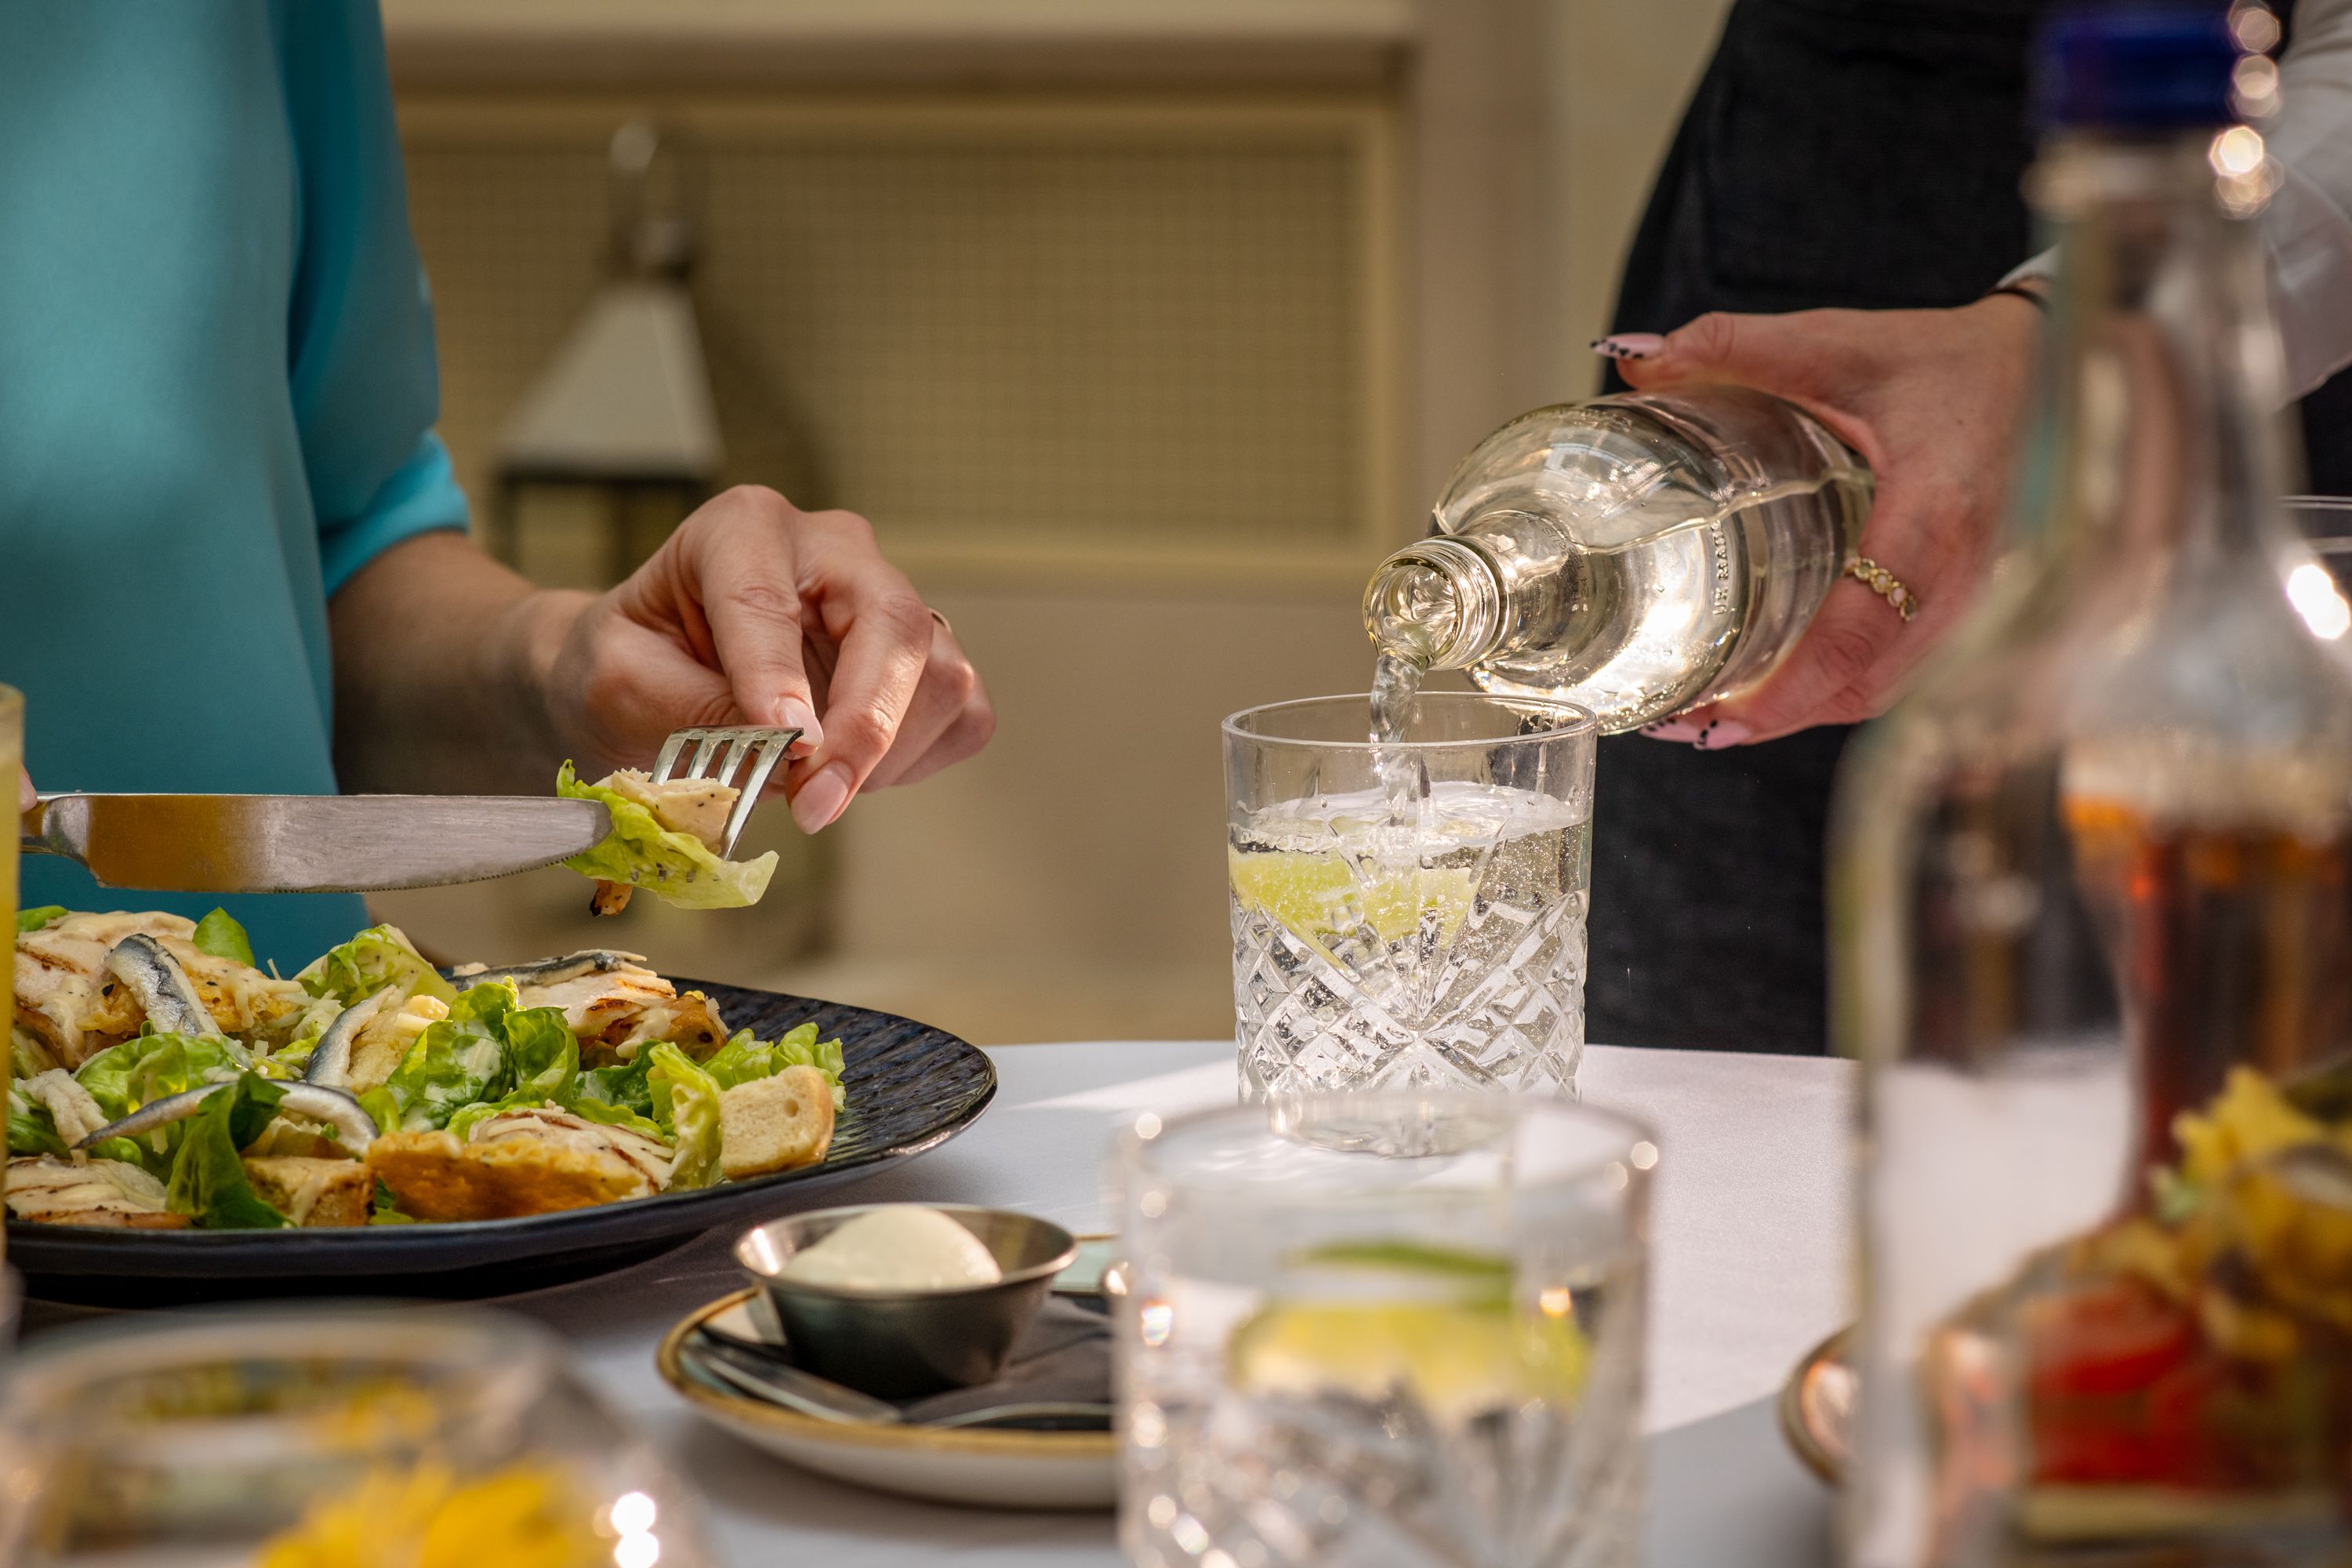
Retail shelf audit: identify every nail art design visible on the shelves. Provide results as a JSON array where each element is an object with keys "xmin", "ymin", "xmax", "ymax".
[
  {"xmin": 1700, "ymin": 720, "xmax": 1752, "ymax": 751},
  {"xmin": 1591, "ymin": 333, "xmax": 1668, "ymax": 361}
]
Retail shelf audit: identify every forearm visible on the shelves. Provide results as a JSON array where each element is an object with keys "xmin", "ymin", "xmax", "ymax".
[{"xmin": 328, "ymin": 532, "xmax": 586, "ymax": 795}]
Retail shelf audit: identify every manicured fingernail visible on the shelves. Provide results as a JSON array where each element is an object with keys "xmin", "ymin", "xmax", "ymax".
[
  {"xmin": 1642, "ymin": 720, "xmax": 1704, "ymax": 742},
  {"xmin": 1699, "ymin": 721, "xmax": 1752, "ymax": 751},
  {"xmin": 791, "ymin": 761, "xmax": 853, "ymax": 833},
  {"xmin": 1591, "ymin": 333, "xmax": 1667, "ymax": 361},
  {"xmin": 779, "ymin": 696, "xmax": 823, "ymax": 756}
]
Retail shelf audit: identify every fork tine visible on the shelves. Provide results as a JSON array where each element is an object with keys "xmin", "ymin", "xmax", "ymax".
[
  {"xmin": 687, "ymin": 735, "xmax": 723, "ymax": 780},
  {"xmin": 653, "ymin": 731, "xmax": 693, "ymax": 784},
  {"xmin": 716, "ymin": 734, "xmax": 754, "ymax": 791},
  {"xmin": 722, "ymin": 732, "xmax": 791, "ymax": 855}
]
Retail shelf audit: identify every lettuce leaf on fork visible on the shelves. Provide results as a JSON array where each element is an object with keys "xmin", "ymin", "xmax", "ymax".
[{"xmin": 556, "ymin": 762, "xmax": 776, "ymax": 911}]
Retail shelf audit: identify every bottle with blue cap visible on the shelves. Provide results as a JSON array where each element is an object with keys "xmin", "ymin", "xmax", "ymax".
[{"xmin": 1835, "ymin": 5, "xmax": 2352, "ymax": 1565}]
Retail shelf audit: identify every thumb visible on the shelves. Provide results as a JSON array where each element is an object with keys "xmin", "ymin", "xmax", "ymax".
[{"xmin": 19, "ymin": 768, "xmax": 34, "ymax": 813}]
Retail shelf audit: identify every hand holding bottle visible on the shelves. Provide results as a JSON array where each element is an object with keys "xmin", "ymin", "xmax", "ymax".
[{"xmin": 1599, "ymin": 291, "xmax": 2042, "ymax": 746}]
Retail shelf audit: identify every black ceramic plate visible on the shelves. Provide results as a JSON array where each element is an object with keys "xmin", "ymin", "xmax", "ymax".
[{"xmin": 9, "ymin": 980, "xmax": 996, "ymax": 1306}]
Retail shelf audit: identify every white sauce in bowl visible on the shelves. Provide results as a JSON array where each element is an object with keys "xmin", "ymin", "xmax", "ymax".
[{"xmin": 780, "ymin": 1207, "xmax": 1004, "ymax": 1290}]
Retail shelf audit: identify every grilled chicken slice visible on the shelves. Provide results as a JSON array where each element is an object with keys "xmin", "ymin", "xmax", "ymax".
[
  {"xmin": 584, "ymin": 768, "xmax": 739, "ymax": 916},
  {"xmin": 14, "ymin": 912, "xmax": 305, "ymax": 1066},
  {"xmin": 368, "ymin": 1104, "xmax": 675, "ymax": 1220},
  {"xmin": 343, "ymin": 993, "xmax": 452, "ymax": 1095},
  {"xmin": 452, "ymin": 952, "xmax": 730, "ymax": 1065},
  {"xmin": 5, "ymin": 1155, "xmax": 189, "ymax": 1228}
]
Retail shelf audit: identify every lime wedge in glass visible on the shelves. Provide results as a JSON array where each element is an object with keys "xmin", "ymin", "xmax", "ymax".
[{"xmin": 1228, "ymin": 851, "xmax": 1476, "ymax": 950}]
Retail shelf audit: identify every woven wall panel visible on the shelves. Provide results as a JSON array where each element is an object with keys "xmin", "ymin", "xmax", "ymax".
[{"xmin": 399, "ymin": 96, "xmax": 1398, "ymax": 585}]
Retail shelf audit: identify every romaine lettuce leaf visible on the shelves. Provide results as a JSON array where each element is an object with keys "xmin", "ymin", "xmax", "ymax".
[
  {"xmin": 561, "ymin": 1096, "xmax": 666, "ymax": 1141},
  {"xmin": 701, "ymin": 1030, "xmax": 777, "ymax": 1090},
  {"xmin": 373, "ymin": 989, "xmax": 511, "ymax": 1134},
  {"xmin": 260, "ymin": 996, "xmax": 344, "ymax": 1081},
  {"xmin": 368, "ymin": 981, "xmax": 579, "ymax": 1134},
  {"xmin": 8, "ymin": 1085, "xmax": 66, "ymax": 1159},
  {"xmin": 645, "ymin": 1042, "xmax": 721, "ymax": 1189},
  {"xmin": 703, "ymin": 1023, "xmax": 846, "ymax": 1109},
  {"xmin": 191, "ymin": 908, "xmax": 256, "ymax": 969},
  {"xmin": 16, "ymin": 906, "xmax": 68, "ymax": 934},
  {"xmin": 165, "ymin": 1073, "xmax": 292, "ymax": 1229},
  {"xmin": 74, "ymin": 1033, "xmax": 250, "ymax": 1125},
  {"xmin": 12, "ymin": 1026, "xmax": 61, "ymax": 1080},
  {"xmin": 557, "ymin": 762, "xmax": 777, "ymax": 909},
  {"xmin": 503, "ymin": 1003, "xmax": 579, "ymax": 1105},
  {"xmin": 296, "ymin": 924, "xmax": 457, "ymax": 1007},
  {"xmin": 575, "ymin": 1055, "xmax": 655, "ymax": 1119},
  {"xmin": 445, "ymin": 1090, "xmax": 664, "ymax": 1146}
]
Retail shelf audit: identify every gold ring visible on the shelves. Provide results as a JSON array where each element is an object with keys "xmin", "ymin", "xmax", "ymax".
[
  {"xmin": 927, "ymin": 606, "xmax": 955, "ymax": 639},
  {"xmin": 1845, "ymin": 556, "xmax": 1919, "ymax": 622}
]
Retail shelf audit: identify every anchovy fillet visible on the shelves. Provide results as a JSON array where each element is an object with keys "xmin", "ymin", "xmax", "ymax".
[
  {"xmin": 75, "ymin": 1082, "xmax": 379, "ymax": 1154},
  {"xmin": 455, "ymin": 950, "xmax": 649, "ymax": 988},
  {"xmin": 104, "ymin": 935, "xmax": 227, "ymax": 1041},
  {"xmin": 303, "ymin": 986, "xmax": 394, "ymax": 1090}
]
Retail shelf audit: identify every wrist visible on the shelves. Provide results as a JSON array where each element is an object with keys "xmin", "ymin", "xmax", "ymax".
[{"xmin": 498, "ymin": 587, "xmax": 593, "ymax": 767}]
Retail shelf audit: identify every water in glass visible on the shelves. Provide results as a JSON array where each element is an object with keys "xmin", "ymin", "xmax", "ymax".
[
  {"xmin": 1227, "ymin": 695, "xmax": 1592, "ymax": 1099},
  {"xmin": 1117, "ymin": 1095, "xmax": 1652, "ymax": 1568}
]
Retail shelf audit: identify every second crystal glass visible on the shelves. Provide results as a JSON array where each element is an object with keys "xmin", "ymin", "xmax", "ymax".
[
  {"xmin": 1115, "ymin": 1093, "xmax": 1654, "ymax": 1568},
  {"xmin": 1224, "ymin": 692, "xmax": 1595, "ymax": 1100}
]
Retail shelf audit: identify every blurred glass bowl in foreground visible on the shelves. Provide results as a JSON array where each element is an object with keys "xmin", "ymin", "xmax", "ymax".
[{"xmin": 0, "ymin": 1305, "xmax": 709, "ymax": 1568}]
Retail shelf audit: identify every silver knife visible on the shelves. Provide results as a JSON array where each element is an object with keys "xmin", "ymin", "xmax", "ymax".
[{"xmin": 19, "ymin": 794, "xmax": 613, "ymax": 894}]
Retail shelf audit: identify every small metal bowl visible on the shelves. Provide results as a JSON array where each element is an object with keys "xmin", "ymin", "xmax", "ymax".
[{"xmin": 734, "ymin": 1203, "xmax": 1078, "ymax": 1399}]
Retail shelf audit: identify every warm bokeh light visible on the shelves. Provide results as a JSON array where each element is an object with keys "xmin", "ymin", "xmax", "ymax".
[
  {"xmin": 2287, "ymin": 562, "xmax": 2351, "ymax": 640},
  {"xmin": 2211, "ymin": 125, "xmax": 2267, "ymax": 178}
]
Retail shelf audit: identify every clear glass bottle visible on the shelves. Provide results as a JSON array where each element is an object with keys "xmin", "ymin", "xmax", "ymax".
[
  {"xmin": 1832, "ymin": 9, "xmax": 2352, "ymax": 1566},
  {"xmin": 1363, "ymin": 387, "xmax": 1871, "ymax": 734}
]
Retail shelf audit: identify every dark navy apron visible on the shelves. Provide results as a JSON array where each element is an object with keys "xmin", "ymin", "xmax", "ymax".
[{"xmin": 1590, "ymin": 0, "xmax": 2338, "ymax": 1054}]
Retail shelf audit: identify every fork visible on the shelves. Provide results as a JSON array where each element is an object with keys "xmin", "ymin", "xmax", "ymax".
[{"xmin": 652, "ymin": 725, "xmax": 800, "ymax": 856}]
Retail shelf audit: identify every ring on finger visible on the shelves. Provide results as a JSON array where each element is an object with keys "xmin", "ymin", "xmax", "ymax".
[{"xmin": 1844, "ymin": 556, "xmax": 1920, "ymax": 622}]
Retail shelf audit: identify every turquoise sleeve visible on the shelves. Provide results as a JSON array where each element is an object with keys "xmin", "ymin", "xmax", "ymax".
[
  {"xmin": 318, "ymin": 430, "xmax": 470, "ymax": 595},
  {"xmin": 281, "ymin": 0, "xmax": 470, "ymax": 593}
]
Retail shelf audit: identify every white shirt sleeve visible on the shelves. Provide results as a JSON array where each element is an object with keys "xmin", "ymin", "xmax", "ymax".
[{"xmin": 2002, "ymin": 0, "xmax": 2352, "ymax": 400}]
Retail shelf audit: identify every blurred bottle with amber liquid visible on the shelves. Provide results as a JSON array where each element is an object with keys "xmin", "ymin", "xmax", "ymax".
[{"xmin": 1832, "ymin": 6, "xmax": 2352, "ymax": 1566}]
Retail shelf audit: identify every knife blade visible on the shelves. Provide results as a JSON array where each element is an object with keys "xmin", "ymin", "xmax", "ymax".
[{"xmin": 19, "ymin": 794, "xmax": 613, "ymax": 894}]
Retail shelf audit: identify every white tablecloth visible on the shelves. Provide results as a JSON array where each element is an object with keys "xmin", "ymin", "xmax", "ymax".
[{"xmin": 493, "ymin": 1040, "xmax": 1856, "ymax": 1568}]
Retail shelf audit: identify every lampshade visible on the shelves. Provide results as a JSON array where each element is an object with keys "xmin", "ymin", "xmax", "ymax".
[{"xmin": 495, "ymin": 277, "xmax": 723, "ymax": 484}]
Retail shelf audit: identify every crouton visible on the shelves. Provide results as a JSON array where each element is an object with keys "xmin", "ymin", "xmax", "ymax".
[
  {"xmin": 241, "ymin": 1156, "xmax": 372, "ymax": 1228},
  {"xmin": 718, "ymin": 1065, "xmax": 837, "ymax": 1180}
]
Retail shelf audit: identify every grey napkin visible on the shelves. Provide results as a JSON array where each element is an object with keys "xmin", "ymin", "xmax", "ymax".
[{"xmin": 898, "ymin": 1298, "xmax": 1110, "ymax": 1425}]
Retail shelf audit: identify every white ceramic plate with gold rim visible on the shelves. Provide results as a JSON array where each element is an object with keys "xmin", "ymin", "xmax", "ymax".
[
  {"xmin": 656, "ymin": 1287, "xmax": 1117, "ymax": 1512},
  {"xmin": 1777, "ymin": 1326, "xmax": 1854, "ymax": 1486}
]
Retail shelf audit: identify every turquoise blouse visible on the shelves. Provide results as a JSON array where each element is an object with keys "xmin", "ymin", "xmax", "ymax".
[{"xmin": 1, "ymin": 2, "xmax": 468, "ymax": 970}]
